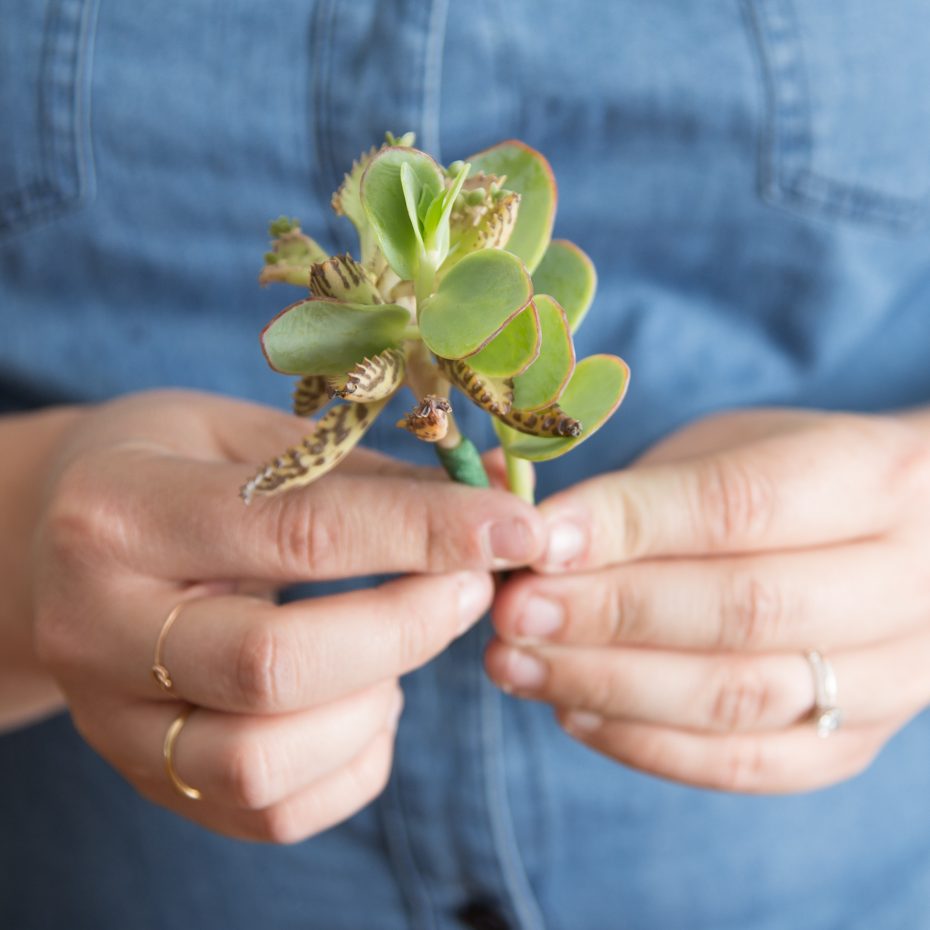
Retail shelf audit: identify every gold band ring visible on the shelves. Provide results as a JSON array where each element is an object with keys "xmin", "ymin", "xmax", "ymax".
[
  {"xmin": 163, "ymin": 705, "xmax": 202, "ymax": 801},
  {"xmin": 152, "ymin": 600, "xmax": 188, "ymax": 692}
]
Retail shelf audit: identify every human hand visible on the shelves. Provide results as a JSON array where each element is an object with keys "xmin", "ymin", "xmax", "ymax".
[
  {"xmin": 487, "ymin": 409, "xmax": 930, "ymax": 792},
  {"xmin": 33, "ymin": 390, "xmax": 545, "ymax": 841}
]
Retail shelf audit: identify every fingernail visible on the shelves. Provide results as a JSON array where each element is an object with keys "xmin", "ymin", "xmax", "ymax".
[
  {"xmin": 541, "ymin": 518, "xmax": 587, "ymax": 570},
  {"xmin": 385, "ymin": 689, "xmax": 405, "ymax": 730},
  {"xmin": 518, "ymin": 596, "xmax": 564, "ymax": 641},
  {"xmin": 504, "ymin": 648, "xmax": 548, "ymax": 690},
  {"xmin": 485, "ymin": 518, "xmax": 537, "ymax": 566},
  {"xmin": 456, "ymin": 571, "xmax": 492, "ymax": 634},
  {"xmin": 564, "ymin": 711, "xmax": 603, "ymax": 734}
]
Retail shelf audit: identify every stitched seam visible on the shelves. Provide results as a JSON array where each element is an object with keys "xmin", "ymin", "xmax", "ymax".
[
  {"xmin": 746, "ymin": 0, "xmax": 930, "ymax": 230},
  {"xmin": 421, "ymin": 0, "xmax": 450, "ymax": 159},
  {"xmin": 0, "ymin": 0, "xmax": 98, "ymax": 234},
  {"xmin": 310, "ymin": 0, "xmax": 342, "ymax": 251},
  {"xmin": 478, "ymin": 633, "xmax": 547, "ymax": 930},
  {"xmin": 378, "ymin": 771, "xmax": 440, "ymax": 930}
]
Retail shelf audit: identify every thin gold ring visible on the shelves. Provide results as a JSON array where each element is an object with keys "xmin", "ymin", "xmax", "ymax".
[
  {"xmin": 163, "ymin": 705, "xmax": 202, "ymax": 800},
  {"xmin": 152, "ymin": 601, "xmax": 188, "ymax": 692}
]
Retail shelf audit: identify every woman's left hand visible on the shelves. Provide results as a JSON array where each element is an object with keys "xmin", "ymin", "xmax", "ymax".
[{"xmin": 487, "ymin": 408, "xmax": 930, "ymax": 792}]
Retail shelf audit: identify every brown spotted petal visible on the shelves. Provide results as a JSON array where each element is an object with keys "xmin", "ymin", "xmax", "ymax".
[
  {"xmin": 292, "ymin": 375, "xmax": 331, "ymax": 417},
  {"xmin": 438, "ymin": 357, "xmax": 514, "ymax": 416},
  {"xmin": 495, "ymin": 401, "xmax": 582, "ymax": 439},
  {"xmin": 309, "ymin": 254, "xmax": 384, "ymax": 304},
  {"xmin": 240, "ymin": 399, "xmax": 388, "ymax": 502},
  {"xmin": 327, "ymin": 348, "xmax": 406, "ymax": 403}
]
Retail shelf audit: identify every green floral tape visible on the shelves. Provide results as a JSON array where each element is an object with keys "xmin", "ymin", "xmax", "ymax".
[{"xmin": 435, "ymin": 437, "xmax": 490, "ymax": 488}]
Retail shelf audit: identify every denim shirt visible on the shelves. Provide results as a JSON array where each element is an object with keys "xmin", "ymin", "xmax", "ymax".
[{"xmin": 3, "ymin": 2, "xmax": 930, "ymax": 928}]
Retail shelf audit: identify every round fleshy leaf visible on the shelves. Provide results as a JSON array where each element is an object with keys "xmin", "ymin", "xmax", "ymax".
[
  {"xmin": 467, "ymin": 301, "xmax": 540, "ymax": 377},
  {"xmin": 531, "ymin": 240, "xmax": 597, "ymax": 333},
  {"xmin": 512, "ymin": 295, "xmax": 575, "ymax": 410},
  {"xmin": 497, "ymin": 354, "xmax": 630, "ymax": 461},
  {"xmin": 419, "ymin": 249, "xmax": 533, "ymax": 359},
  {"xmin": 261, "ymin": 298, "xmax": 409, "ymax": 377},
  {"xmin": 466, "ymin": 140, "xmax": 556, "ymax": 273},
  {"xmin": 360, "ymin": 147, "xmax": 444, "ymax": 280}
]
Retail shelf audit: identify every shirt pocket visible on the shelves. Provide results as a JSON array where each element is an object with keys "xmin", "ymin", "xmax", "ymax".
[
  {"xmin": 0, "ymin": 0, "xmax": 99, "ymax": 237},
  {"xmin": 744, "ymin": 0, "xmax": 930, "ymax": 232}
]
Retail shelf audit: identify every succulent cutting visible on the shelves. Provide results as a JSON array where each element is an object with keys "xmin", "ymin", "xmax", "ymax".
[{"xmin": 243, "ymin": 131, "xmax": 629, "ymax": 505}]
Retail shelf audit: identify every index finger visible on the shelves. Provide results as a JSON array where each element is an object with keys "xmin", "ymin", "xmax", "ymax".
[
  {"xmin": 532, "ymin": 415, "xmax": 915, "ymax": 572},
  {"xmin": 56, "ymin": 448, "xmax": 546, "ymax": 581}
]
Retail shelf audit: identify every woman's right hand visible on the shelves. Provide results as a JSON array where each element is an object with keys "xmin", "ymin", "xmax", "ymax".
[{"xmin": 31, "ymin": 390, "xmax": 545, "ymax": 843}]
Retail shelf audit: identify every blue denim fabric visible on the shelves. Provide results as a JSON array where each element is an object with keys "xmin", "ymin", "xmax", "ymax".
[{"xmin": 3, "ymin": 1, "xmax": 930, "ymax": 928}]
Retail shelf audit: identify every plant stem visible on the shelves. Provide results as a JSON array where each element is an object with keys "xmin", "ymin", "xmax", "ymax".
[{"xmin": 504, "ymin": 450, "xmax": 535, "ymax": 505}]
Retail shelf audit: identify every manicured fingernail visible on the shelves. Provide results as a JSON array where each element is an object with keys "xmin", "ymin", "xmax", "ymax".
[
  {"xmin": 564, "ymin": 711, "xmax": 603, "ymax": 734},
  {"xmin": 485, "ymin": 518, "xmax": 537, "ymax": 566},
  {"xmin": 518, "ymin": 596, "xmax": 564, "ymax": 641},
  {"xmin": 504, "ymin": 648, "xmax": 548, "ymax": 690},
  {"xmin": 542, "ymin": 518, "xmax": 587, "ymax": 570},
  {"xmin": 386, "ymin": 690, "xmax": 405, "ymax": 729},
  {"xmin": 456, "ymin": 572, "xmax": 492, "ymax": 634}
]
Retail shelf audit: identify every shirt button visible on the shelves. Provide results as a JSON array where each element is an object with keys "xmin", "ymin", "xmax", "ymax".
[{"xmin": 456, "ymin": 900, "xmax": 511, "ymax": 930}]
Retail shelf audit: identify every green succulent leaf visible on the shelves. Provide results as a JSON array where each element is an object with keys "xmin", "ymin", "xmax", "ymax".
[
  {"xmin": 261, "ymin": 298, "xmax": 409, "ymax": 377},
  {"xmin": 532, "ymin": 239, "xmax": 597, "ymax": 333},
  {"xmin": 419, "ymin": 249, "xmax": 533, "ymax": 359},
  {"xmin": 423, "ymin": 161, "xmax": 469, "ymax": 261},
  {"xmin": 360, "ymin": 147, "xmax": 444, "ymax": 281},
  {"xmin": 512, "ymin": 295, "xmax": 575, "ymax": 410},
  {"xmin": 309, "ymin": 254, "xmax": 383, "ymax": 304},
  {"xmin": 466, "ymin": 140, "xmax": 556, "ymax": 273},
  {"xmin": 467, "ymin": 301, "xmax": 540, "ymax": 378},
  {"xmin": 497, "ymin": 354, "xmax": 630, "ymax": 461}
]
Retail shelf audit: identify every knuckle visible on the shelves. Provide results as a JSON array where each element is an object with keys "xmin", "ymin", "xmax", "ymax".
[
  {"xmin": 236, "ymin": 623, "xmax": 299, "ymax": 712},
  {"xmin": 720, "ymin": 571, "xmax": 786, "ymax": 650},
  {"xmin": 346, "ymin": 735, "xmax": 394, "ymax": 803},
  {"xmin": 273, "ymin": 494, "xmax": 340, "ymax": 577},
  {"xmin": 706, "ymin": 661, "xmax": 770, "ymax": 732},
  {"xmin": 224, "ymin": 735, "xmax": 276, "ymax": 810},
  {"xmin": 254, "ymin": 802, "xmax": 308, "ymax": 846},
  {"xmin": 886, "ymin": 424, "xmax": 930, "ymax": 502},
  {"xmin": 577, "ymin": 666, "xmax": 625, "ymax": 717},
  {"xmin": 401, "ymin": 490, "xmax": 441, "ymax": 570},
  {"xmin": 604, "ymin": 577, "xmax": 644, "ymax": 645},
  {"xmin": 411, "ymin": 486, "xmax": 483, "ymax": 572},
  {"xmin": 716, "ymin": 736, "xmax": 769, "ymax": 792},
  {"xmin": 693, "ymin": 457, "xmax": 775, "ymax": 550},
  {"xmin": 393, "ymin": 606, "xmax": 436, "ymax": 671},
  {"xmin": 603, "ymin": 481, "xmax": 649, "ymax": 561},
  {"xmin": 32, "ymin": 601, "xmax": 72, "ymax": 669},
  {"xmin": 42, "ymin": 458, "xmax": 130, "ymax": 567}
]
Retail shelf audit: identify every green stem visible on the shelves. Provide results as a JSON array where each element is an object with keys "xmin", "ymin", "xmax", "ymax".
[{"xmin": 504, "ymin": 451, "xmax": 535, "ymax": 505}]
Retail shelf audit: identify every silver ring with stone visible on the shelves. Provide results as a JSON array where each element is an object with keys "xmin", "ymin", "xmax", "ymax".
[{"xmin": 804, "ymin": 650, "xmax": 843, "ymax": 738}]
